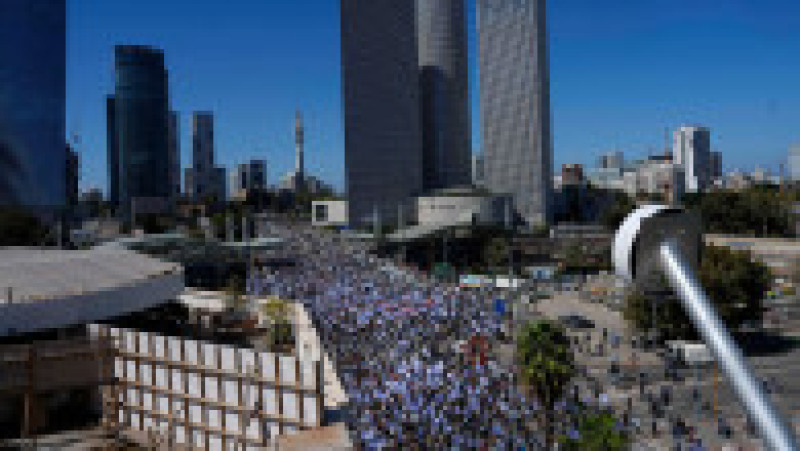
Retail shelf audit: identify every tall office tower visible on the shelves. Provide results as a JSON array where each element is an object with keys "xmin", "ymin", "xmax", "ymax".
[
  {"xmin": 710, "ymin": 150, "xmax": 723, "ymax": 180},
  {"xmin": 66, "ymin": 144, "xmax": 79, "ymax": 209},
  {"xmin": 479, "ymin": 0, "xmax": 552, "ymax": 227},
  {"xmin": 188, "ymin": 112, "xmax": 226, "ymax": 202},
  {"xmin": 295, "ymin": 111, "xmax": 305, "ymax": 187},
  {"xmin": 114, "ymin": 45, "xmax": 171, "ymax": 214},
  {"xmin": 417, "ymin": 0, "xmax": 471, "ymax": 190},
  {"xmin": 106, "ymin": 96, "xmax": 119, "ymax": 207},
  {"xmin": 341, "ymin": 0, "xmax": 423, "ymax": 226},
  {"xmin": 673, "ymin": 125, "xmax": 711, "ymax": 193},
  {"xmin": 193, "ymin": 112, "xmax": 214, "ymax": 177},
  {"xmin": 0, "ymin": 0, "xmax": 66, "ymax": 212},
  {"xmin": 789, "ymin": 145, "xmax": 800, "ymax": 182},
  {"xmin": 167, "ymin": 111, "xmax": 181, "ymax": 201}
]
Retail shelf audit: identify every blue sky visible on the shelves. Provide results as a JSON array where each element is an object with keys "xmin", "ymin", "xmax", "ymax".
[{"xmin": 67, "ymin": 0, "xmax": 800, "ymax": 193}]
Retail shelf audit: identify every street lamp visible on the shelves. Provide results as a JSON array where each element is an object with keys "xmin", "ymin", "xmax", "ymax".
[{"xmin": 613, "ymin": 205, "xmax": 797, "ymax": 451}]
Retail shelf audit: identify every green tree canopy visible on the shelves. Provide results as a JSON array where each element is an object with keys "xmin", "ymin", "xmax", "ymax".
[
  {"xmin": 261, "ymin": 296, "xmax": 293, "ymax": 348},
  {"xmin": 559, "ymin": 411, "xmax": 628, "ymax": 451},
  {"xmin": 624, "ymin": 244, "xmax": 771, "ymax": 340},
  {"xmin": 516, "ymin": 320, "xmax": 576, "ymax": 445},
  {"xmin": 684, "ymin": 187, "xmax": 793, "ymax": 237},
  {"xmin": 484, "ymin": 235, "xmax": 509, "ymax": 272},
  {"xmin": 517, "ymin": 320, "xmax": 575, "ymax": 408},
  {"xmin": 0, "ymin": 207, "xmax": 47, "ymax": 246},
  {"xmin": 600, "ymin": 192, "xmax": 635, "ymax": 231}
]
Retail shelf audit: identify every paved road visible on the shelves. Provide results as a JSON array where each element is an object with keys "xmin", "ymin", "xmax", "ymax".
[{"xmin": 537, "ymin": 291, "xmax": 800, "ymax": 450}]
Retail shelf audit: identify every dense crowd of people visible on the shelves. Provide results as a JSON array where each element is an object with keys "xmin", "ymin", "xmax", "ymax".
[
  {"xmin": 244, "ymin": 220, "xmax": 774, "ymax": 450},
  {"xmin": 253, "ymin": 222, "xmax": 546, "ymax": 449}
]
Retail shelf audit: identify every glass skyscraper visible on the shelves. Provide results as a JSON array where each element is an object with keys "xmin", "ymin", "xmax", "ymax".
[
  {"xmin": 417, "ymin": 0, "xmax": 471, "ymax": 191},
  {"xmin": 0, "ymin": 0, "xmax": 66, "ymax": 211},
  {"xmin": 341, "ymin": 0, "xmax": 423, "ymax": 226},
  {"xmin": 168, "ymin": 111, "xmax": 180, "ymax": 201},
  {"xmin": 479, "ymin": 0, "xmax": 552, "ymax": 227},
  {"xmin": 186, "ymin": 112, "xmax": 226, "ymax": 203},
  {"xmin": 113, "ymin": 45, "xmax": 171, "ymax": 213},
  {"xmin": 107, "ymin": 96, "xmax": 119, "ymax": 207}
]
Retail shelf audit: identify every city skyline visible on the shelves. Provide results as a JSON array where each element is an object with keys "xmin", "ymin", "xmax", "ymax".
[{"xmin": 67, "ymin": 0, "xmax": 800, "ymax": 194}]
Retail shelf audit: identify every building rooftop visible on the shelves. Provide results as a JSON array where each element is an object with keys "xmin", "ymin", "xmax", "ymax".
[
  {"xmin": 422, "ymin": 185, "xmax": 492, "ymax": 197},
  {"xmin": 0, "ymin": 247, "xmax": 180, "ymax": 303},
  {"xmin": 0, "ymin": 247, "xmax": 185, "ymax": 336}
]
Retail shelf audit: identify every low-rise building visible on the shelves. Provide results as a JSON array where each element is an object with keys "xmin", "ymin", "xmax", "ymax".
[
  {"xmin": 0, "ymin": 247, "xmax": 183, "ymax": 438},
  {"xmin": 415, "ymin": 187, "xmax": 512, "ymax": 227},
  {"xmin": 586, "ymin": 167, "xmax": 626, "ymax": 191},
  {"xmin": 721, "ymin": 171, "xmax": 754, "ymax": 191},
  {"xmin": 620, "ymin": 161, "xmax": 684, "ymax": 202},
  {"xmin": 312, "ymin": 200, "xmax": 349, "ymax": 227}
]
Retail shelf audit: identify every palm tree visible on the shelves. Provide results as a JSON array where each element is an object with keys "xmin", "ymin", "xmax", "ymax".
[
  {"xmin": 223, "ymin": 274, "xmax": 248, "ymax": 313},
  {"xmin": 516, "ymin": 320, "xmax": 575, "ymax": 446},
  {"xmin": 260, "ymin": 296, "xmax": 292, "ymax": 349}
]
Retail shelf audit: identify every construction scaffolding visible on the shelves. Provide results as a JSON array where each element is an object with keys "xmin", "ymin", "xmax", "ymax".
[{"xmin": 0, "ymin": 337, "xmax": 111, "ymax": 441}]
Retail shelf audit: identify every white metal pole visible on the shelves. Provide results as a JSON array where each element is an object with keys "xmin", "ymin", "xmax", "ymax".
[{"xmin": 659, "ymin": 240, "xmax": 797, "ymax": 451}]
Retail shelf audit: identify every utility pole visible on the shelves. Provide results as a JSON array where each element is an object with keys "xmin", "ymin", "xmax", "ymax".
[
  {"xmin": 442, "ymin": 229, "xmax": 448, "ymax": 270},
  {"xmin": 372, "ymin": 204, "xmax": 380, "ymax": 242},
  {"xmin": 130, "ymin": 198, "xmax": 136, "ymax": 234},
  {"xmin": 505, "ymin": 200, "xmax": 513, "ymax": 277}
]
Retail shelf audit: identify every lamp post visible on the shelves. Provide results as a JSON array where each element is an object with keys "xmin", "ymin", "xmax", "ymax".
[{"xmin": 614, "ymin": 205, "xmax": 797, "ymax": 451}]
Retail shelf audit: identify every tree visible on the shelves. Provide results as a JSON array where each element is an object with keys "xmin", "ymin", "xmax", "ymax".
[
  {"xmin": 484, "ymin": 235, "xmax": 509, "ymax": 273},
  {"xmin": 685, "ymin": 187, "xmax": 793, "ymax": 237},
  {"xmin": 516, "ymin": 320, "xmax": 575, "ymax": 445},
  {"xmin": 699, "ymin": 244, "xmax": 770, "ymax": 329},
  {"xmin": 623, "ymin": 244, "xmax": 771, "ymax": 340},
  {"xmin": 261, "ymin": 296, "xmax": 293, "ymax": 348},
  {"xmin": 559, "ymin": 411, "xmax": 628, "ymax": 450},
  {"xmin": 0, "ymin": 207, "xmax": 47, "ymax": 246},
  {"xmin": 600, "ymin": 192, "xmax": 635, "ymax": 231}
]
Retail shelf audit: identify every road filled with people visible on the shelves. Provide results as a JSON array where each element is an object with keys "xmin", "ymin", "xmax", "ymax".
[{"xmin": 252, "ymin": 221, "xmax": 545, "ymax": 449}]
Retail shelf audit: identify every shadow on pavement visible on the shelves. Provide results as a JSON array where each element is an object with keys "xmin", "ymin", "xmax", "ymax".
[{"xmin": 737, "ymin": 331, "xmax": 800, "ymax": 356}]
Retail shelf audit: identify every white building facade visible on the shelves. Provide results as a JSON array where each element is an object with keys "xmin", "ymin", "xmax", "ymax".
[
  {"xmin": 673, "ymin": 125, "xmax": 711, "ymax": 193},
  {"xmin": 312, "ymin": 200, "xmax": 348, "ymax": 227},
  {"xmin": 789, "ymin": 145, "xmax": 800, "ymax": 181}
]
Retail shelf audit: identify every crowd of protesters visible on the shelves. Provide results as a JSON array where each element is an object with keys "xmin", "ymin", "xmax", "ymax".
[{"xmin": 252, "ymin": 222, "xmax": 548, "ymax": 449}]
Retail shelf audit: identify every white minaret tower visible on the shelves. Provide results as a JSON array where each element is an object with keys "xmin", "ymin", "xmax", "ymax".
[{"xmin": 295, "ymin": 111, "xmax": 305, "ymax": 189}]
